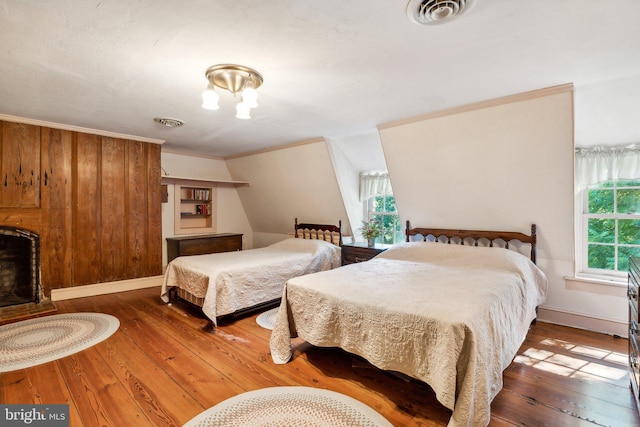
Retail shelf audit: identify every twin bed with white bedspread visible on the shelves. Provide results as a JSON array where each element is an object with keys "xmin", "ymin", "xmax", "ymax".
[
  {"xmin": 270, "ymin": 226, "xmax": 547, "ymax": 427},
  {"xmin": 161, "ymin": 219, "xmax": 342, "ymax": 326}
]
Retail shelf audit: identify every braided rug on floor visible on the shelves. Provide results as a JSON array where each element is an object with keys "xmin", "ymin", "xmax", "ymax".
[
  {"xmin": 0, "ymin": 312, "xmax": 119, "ymax": 372},
  {"xmin": 183, "ymin": 386, "xmax": 393, "ymax": 427},
  {"xmin": 255, "ymin": 307, "xmax": 279, "ymax": 330}
]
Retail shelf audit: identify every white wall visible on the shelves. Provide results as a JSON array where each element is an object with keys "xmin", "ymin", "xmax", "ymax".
[
  {"xmin": 378, "ymin": 85, "xmax": 628, "ymax": 336},
  {"xmin": 574, "ymin": 74, "xmax": 640, "ymax": 147},
  {"xmin": 326, "ymin": 130, "xmax": 387, "ymax": 243},
  {"xmin": 160, "ymin": 151, "xmax": 253, "ymax": 265},
  {"xmin": 225, "ymin": 139, "xmax": 350, "ymax": 246}
]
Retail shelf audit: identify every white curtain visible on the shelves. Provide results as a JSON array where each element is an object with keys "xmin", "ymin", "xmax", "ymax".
[
  {"xmin": 359, "ymin": 171, "xmax": 392, "ymax": 201},
  {"xmin": 575, "ymin": 143, "xmax": 640, "ymax": 192}
]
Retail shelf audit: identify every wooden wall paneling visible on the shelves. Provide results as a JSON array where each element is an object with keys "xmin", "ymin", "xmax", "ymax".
[
  {"xmin": 100, "ymin": 137, "xmax": 126, "ymax": 282},
  {"xmin": 73, "ymin": 133, "xmax": 102, "ymax": 286},
  {"xmin": 40, "ymin": 127, "xmax": 73, "ymax": 292},
  {"xmin": 125, "ymin": 140, "xmax": 148, "ymax": 278},
  {"xmin": 0, "ymin": 119, "xmax": 163, "ymax": 292},
  {"xmin": 0, "ymin": 122, "xmax": 41, "ymax": 207},
  {"xmin": 0, "ymin": 209, "xmax": 40, "ymax": 232},
  {"xmin": 145, "ymin": 143, "xmax": 162, "ymax": 276}
]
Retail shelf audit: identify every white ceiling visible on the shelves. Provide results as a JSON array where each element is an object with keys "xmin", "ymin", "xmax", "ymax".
[{"xmin": 1, "ymin": 1, "xmax": 639, "ymax": 158}]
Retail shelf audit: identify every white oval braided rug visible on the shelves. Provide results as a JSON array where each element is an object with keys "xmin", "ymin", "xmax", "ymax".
[
  {"xmin": 183, "ymin": 386, "xmax": 393, "ymax": 427},
  {"xmin": 255, "ymin": 307, "xmax": 279, "ymax": 330},
  {"xmin": 0, "ymin": 312, "xmax": 119, "ymax": 372}
]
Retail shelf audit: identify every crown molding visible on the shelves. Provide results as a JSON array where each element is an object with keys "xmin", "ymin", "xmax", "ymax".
[
  {"xmin": 0, "ymin": 114, "xmax": 165, "ymax": 145},
  {"xmin": 223, "ymin": 137, "xmax": 327, "ymax": 160},
  {"xmin": 378, "ymin": 83, "xmax": 574, "ymax": 130}
]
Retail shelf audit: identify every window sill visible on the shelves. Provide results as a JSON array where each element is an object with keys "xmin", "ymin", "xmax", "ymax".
[
  {"xmin": 564, "ymin": 275, "xmax": 628, "ymax": 297},
  {"xmin": 568, "ymin": 274, "xmax": 626, "ymax": 286}
]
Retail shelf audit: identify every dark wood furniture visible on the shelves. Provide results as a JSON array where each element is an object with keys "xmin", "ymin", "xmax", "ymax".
[
  {"xmin": 166, "ymin": 233, "xmax": 243, "ymax": 263},
  {"xmin": 405, "ymin": 221, "xmax": 538, "ymax": 263},
  {"xmin": 629, "ymin": 257, "xmax": 640, "ymax": 413},
  {"xmin": 341, "ymin": 242, "xmax": 388, "ymax": 265}
]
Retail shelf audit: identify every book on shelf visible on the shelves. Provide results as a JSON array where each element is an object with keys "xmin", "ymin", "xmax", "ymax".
[
  {"xmin": 195, "ymin": 204, "xmax": 210, "ymax": 215},
  {"xmin": 183, "ymin": 188, "xmax": 210, "ymax": 201}
]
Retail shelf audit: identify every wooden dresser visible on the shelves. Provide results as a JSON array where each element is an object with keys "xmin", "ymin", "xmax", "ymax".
[
  {"xmin": 629, "ymin": 257, "xmax": 640, "ymax": 413},
  {"xmin": 341, "ymin": 242, "xmax": 389, "ymax": 265},
  {"xmin": 166, "ymin": 233, "xmax": 243, "ymax": 263}
]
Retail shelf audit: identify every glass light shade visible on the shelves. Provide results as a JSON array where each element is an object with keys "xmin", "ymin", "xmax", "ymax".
[
  {"xmin": 201, "ymin": 86, "xmax": 220, "ymax": 110},
  {"xmin": 241, "ymin": 87, "xmax": 259, "ymax": 108},
  {"xmin": 235, "ymin": 101, "xmax": 251, "ymax": 119}
]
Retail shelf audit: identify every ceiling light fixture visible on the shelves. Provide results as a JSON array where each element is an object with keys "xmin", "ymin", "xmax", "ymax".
[
  {"xmin": 202, "ymin": 64, "xmax": 264, "ymax": 119},
  {"xmin": 407, "ymin": 0, "xmax": 475, "ymax": 25}
]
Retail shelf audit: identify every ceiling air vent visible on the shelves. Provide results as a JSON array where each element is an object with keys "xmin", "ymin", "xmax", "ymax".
[
  {"xmin": 407, "ymin": 0, "xmax": 475, "ymax": 25},
  {"xmin": 154, "ymin": 117, "xmax": 185, "ymax": 128}
]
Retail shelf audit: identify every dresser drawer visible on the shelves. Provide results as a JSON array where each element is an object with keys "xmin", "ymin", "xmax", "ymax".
[
  {"xmin": 629, "ymin": 257, "xmax": 640, "ymax": 412},
  {"xmin": 631, "ymin": 259, "xmax": 640, "ymax": 324},
  {"xmin": 630, "ymin": 325, "xmax": 640, "ymax": 393}
]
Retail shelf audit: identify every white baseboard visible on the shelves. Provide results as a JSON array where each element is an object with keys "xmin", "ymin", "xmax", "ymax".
[
  {"xmin": 537, "ymin": 306, "xmax": 628, "ymax": 338},
  {"xmin": 51, "ymin": 276, "xmax": 163, "ymax": 301}
]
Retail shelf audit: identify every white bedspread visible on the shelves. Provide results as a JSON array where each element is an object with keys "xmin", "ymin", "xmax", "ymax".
[
  {"xmin": 270, "ymin": 242, "xmax": 547, "ymax": 427},
  {"xmin": 161, "ymin": 238, "xmax": 341, "ymax": 324}
]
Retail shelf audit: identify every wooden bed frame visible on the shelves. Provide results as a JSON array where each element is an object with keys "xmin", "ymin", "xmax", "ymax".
[
  {"xmin": 294, "ymin": 218, "xmax": 343, "ymax": 246},
  {"xmin": 405, "ymin": 221, "xmax": 537, "ymax": 264},
  {"xmin": 170, "ymin": 218, "xmax": 343, "ymax": 327}
]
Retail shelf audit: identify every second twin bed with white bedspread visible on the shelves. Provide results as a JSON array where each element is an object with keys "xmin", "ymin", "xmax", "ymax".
[{"xmin": 270, "ymin": 224, "xmax": 548, "ymax": 427}]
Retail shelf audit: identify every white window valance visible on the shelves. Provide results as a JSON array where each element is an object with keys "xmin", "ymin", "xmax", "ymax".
[
  {"xmin": 575, "ymin": 143, "xmax": 640, "ymax": 192},
  {"xmin": 359, "ymin": 171, "xmax": 392, "ymax": 201}
]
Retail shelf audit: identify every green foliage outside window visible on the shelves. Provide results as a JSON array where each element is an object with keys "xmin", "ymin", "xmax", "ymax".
[
  {"xmin": 586, "ymin": 180, "xmax": 640, "ymax": 272},
  {"xmin": 368, "ymin": 195, "xmax": 403, "ymax": 244}
]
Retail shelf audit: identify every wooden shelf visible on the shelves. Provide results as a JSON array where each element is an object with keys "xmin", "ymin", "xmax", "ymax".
[
  {"xmin": 161, "ymin": 175, "xmax": 249, "ymax": 186},
  {"xmin": 174, "ymin": 184, "xmax": 215, "ymax": 234}
]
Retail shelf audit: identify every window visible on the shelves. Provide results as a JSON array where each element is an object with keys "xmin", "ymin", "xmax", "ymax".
[
  {"xmin": 575, "ymin": 143, "xmax": 640, "ymax": 280},
  {"xmin": 582, "ymin": 180, "xmax": 640, "ymax": 275},
  {"xmin": 366, "ymin": 193, "xmax": 403, "ymax": 245},
  {"xmin": 359, "ymin": 171, "xmax": 403, "ymax": 245}
]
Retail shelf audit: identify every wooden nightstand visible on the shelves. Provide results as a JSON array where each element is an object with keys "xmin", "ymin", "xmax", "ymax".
[{"xmin": 341, "ymin": 242, "xmax": 389, "ymax": 265}]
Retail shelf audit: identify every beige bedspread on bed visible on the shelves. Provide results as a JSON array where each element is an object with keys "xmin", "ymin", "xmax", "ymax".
[
  {"xmin": 270, "ymin": 242, "xmax": 547, "ymax": 427},
  {"xmin": 161, "ymin": 238, "xmax": 341, "ymax": 324}
]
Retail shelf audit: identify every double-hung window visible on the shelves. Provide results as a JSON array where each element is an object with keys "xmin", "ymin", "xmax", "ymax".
[
  {"xmin": 360, "ymin": 172, "xmax": 403, "ymax": 244},
  {"xmin": 575, "ymin": 144, "xmax": 640, "ymax": 279},
  {"xmin": 582, "ymin": 180, "xmax": 640, "ymax": 275}
]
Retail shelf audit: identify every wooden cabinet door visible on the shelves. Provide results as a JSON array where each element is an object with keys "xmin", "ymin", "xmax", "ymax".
[
  {"xmin": 74, "ymin": 133, "xmax": 102, "ymax": 286},
  {"xmin": 0, "ymin": 122, "xmax": 40, "ymax": 207},
  {"xmin": 40, "ymin": 127, "xmax": 73, "ymax": 293}
]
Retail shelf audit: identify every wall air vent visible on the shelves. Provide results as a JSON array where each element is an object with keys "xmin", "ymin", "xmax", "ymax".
[{"xmin": 407, "ymin": 0, "xmax": 475, "ymax": 25}]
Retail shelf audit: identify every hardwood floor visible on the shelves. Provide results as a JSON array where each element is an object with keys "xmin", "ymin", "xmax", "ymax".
[{"xmin": 1, "ymin": 286, "xmax": 638, "ymax": 426}]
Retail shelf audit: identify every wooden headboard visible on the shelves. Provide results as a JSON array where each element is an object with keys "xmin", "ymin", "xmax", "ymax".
[
  {"xmin": 294, "ymin": 218, "xmax": 343, "ymax": 246},
  {"xmin": 405, "ymin": 221, "xmax": 537, "ymax": 264}
]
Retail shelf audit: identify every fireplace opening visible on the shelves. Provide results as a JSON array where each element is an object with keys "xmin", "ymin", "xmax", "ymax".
[{"xmin": 0, "ymin": 227, "xmax": 40, "ymax": 308}]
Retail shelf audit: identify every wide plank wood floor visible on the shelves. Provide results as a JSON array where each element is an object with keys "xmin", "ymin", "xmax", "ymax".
[{"xmin": 1, "ymin": 286, "xmax": 638, "ymax": 426}]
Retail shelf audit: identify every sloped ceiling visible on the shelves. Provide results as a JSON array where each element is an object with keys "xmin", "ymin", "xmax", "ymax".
[{"xmin": 1, "ymin": 1, "xmax": 639, "ymax": 157}]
